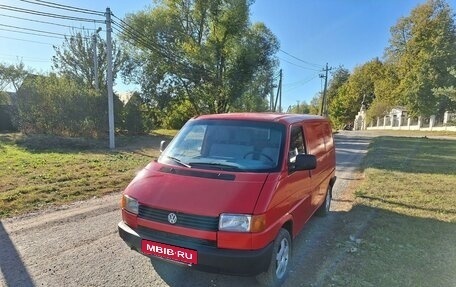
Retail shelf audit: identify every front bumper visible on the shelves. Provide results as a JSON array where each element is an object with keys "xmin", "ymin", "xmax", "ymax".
[{"xmin": 118, "ymin": 221, "xmax": 273, "ymax": 276}]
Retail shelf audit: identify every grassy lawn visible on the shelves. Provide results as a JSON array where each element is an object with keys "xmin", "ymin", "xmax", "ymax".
[
  {"xmin": 323, "ymin": 137, "xmax": 456, "ymax": 286},
  {"xmin": 0, "ymin": 132, "xmax": 176, "ymax": 218}
]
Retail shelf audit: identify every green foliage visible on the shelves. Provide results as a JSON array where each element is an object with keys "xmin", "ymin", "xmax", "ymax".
[
  {"xmin": 385, "ymin": 0, "xmax": 456, "ymax": 117},
  {"xmin": 0, "ymin": 61, "xmax": 29, "ymax": 92},
  {"xmin": 121, "ymin": 0, "xmax": 279, "ymax": 116},
  {"xmin": 0, "ymin": 91, "xmax": 8, "ymax": 105},
  {"xmin": 16, "ymin": 74, "xmax": 107, "ymax": 137},
  {"xmin": 118, "ymin": 92, "xmax": 147, "ymax": 134},
  {"xmin": 329, "ymin": 59, "xmax": 382, "ymax": 128},
  {"xmin": 328, "ymin": 0, "xmax": 456, "ymax": 125},
  {"xmin": 433, "ymin": 67, "xmax": 456, "ymax": 111},
  {"xmin": 161, "ymin": 99, "xmax": 195, "ymax": 129},
  {"xmin": 309, "ymin": 94, "xmax": 321, "ymax": 115},
  {"xmin": 288, "ymin": 101, "xmax": 311, "ymax": 114},
  {"xmin": 52, "ymin": 29, "xmax": 128, "ymax": 90}
]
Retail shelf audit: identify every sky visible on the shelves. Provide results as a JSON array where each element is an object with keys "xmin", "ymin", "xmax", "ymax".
[{"xmin": 1, "ymin": 0, "xmax": 456, "ymax": 111}]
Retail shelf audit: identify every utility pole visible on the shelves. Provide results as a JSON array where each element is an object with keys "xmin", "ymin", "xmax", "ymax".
[
  {"xmin": 278, "ymin": 69, "xmax": 282, "ymax": 112},
  {"xmin": 319, "ymin": 63, "xmax": 331, "ymax": 117},
  {"xmin": 106, "ymin": 8, "xmax": 115, "ymax": 149},
  {"xmin": 273, "ymin": 69, "xmax": 283, "ymax": 112},
  {"xmin": 92, "ymin": 27, "xmax": 102, "ymax": 90}
]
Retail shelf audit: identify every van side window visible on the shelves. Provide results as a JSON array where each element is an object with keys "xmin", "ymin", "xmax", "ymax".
[{"xmin": 289, "ymin": 125, "xmax": 306, "ymax": 163}]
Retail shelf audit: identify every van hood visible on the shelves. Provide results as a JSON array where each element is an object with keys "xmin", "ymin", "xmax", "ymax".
[{"xmin": 124, "ymin": 162, "xmax": 270, "ymax": 216}]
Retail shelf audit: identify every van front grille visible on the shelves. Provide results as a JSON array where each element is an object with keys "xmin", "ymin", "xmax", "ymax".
[
  {"xmin": 138, "ymin": 205, "xmax": 219, "ymax": 231},
  {"xmin": 137, "ymin": 226, "xmax": 217, "ymax": 248}
]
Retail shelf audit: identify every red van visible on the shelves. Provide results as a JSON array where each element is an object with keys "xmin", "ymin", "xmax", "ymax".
[{"xmin": 118, "ymin": 113, "xmax": 336, "ymax": 287}]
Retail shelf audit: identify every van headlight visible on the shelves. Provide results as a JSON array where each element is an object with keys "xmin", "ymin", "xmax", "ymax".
[
  {"xmin": 121, "ymin": 194, "xmax": 139, "ymax": 215},
  {"xmin": 219, "ymin": 214, "xmax": 252, "ymax": 232}
]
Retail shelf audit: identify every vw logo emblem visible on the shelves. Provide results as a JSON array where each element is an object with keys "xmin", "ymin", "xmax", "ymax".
[{"xmin": 168, "ymin": 213, "xmax": 177, "ymax": 224}]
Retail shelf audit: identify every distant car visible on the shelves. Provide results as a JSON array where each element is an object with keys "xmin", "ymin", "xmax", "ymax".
[{"xmin": 118, "ymin": 113, "xmax": 336, "ymax": 287}]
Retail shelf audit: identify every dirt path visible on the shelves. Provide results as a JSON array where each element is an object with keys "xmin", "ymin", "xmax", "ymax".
[{"xmin": 0, "ymin": 132, "xmax": 372, "ymax": 287}]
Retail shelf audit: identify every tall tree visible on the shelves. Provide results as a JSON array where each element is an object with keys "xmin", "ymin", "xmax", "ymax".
[
  {"xmin": 52, "ymin": 29, "xmax": 128, "ymax": 90},
  {"xmin": 329, "ymin": 59, "xmax": 383, "ymax": 128},
  {"xmin": 326, "ymin": 66, "xmax": 350, "ymax": 111},
  {"xmin": 0, "ymin": 61, "xmax": 29, "ymax": 92},
  {"xmin": 385, "ymin": 0, "xmax": 456, "ymax": 117},
  {"xmin": 121, "ymin": 0, "xmax": 279, "ymax": 115}
]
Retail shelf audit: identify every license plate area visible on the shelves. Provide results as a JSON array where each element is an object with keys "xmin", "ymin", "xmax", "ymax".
[{"xmin": 141, "ymin": 239, "xmax": 198, "ymax": 265}]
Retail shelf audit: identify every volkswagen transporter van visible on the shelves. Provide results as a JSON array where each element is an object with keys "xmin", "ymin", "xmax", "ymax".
[{"xmin": 118, "ymin": 113, "xmax": 336, "ymax": 287}]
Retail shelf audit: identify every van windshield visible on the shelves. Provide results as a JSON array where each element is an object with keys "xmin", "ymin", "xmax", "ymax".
[{"xmin": 158, "ymin": 119, "xmax": 285, "ymax": 172}]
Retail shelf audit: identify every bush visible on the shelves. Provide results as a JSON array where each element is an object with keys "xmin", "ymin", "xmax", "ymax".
[{"xmin": 16, "ymin": 74, "xmax": 107, "ymax": 137}]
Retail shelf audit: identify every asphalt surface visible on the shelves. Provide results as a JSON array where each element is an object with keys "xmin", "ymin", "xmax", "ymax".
[{"xmin": 0, "ymin": 131, "xmax": 372, "ymax": 287}]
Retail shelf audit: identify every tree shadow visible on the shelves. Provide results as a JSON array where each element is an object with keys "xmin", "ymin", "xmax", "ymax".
[
  {"xmin": 361, "ymin": 136, "xmax": 456, "ymax": 175},
  {"xmin": 0, "ymin": 221, "xmax": 35, "ymax": 287}
]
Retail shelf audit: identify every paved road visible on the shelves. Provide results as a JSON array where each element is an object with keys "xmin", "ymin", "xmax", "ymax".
[{"xmin": 0, "ymin": 132, "xmax": 371, "ymax": 287}]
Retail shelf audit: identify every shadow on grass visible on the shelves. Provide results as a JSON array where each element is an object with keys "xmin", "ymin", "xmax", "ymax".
[
  {"xmin": 362, "ymin": 136, "xmax": 456, "ymax": 175},
  {"xmin": 357, "ymin": 195, "xmax": 456, "ymax": 215},
  {"xmin": 0, "ymin": 221, "xmax": 35, "ymax": 287}
]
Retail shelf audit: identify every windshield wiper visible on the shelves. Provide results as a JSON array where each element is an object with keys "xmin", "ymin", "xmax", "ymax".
[
  {"xmin": 165, "ymin": 156, "xmax": 192, "ymax": 168},
  {"xmin": 188, "ymin": 162, "xmax": 240, "ymax": 171}
]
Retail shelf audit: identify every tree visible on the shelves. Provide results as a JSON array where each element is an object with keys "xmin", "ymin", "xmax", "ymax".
[
  {"xmin": 328, "ymin": 59, "xmax": 383, "ymax": 128},
  {"xmin": 52, "ymin": 29, "xmax": 128, "ymax": 90},
  {"xmin": 0, "ymin": 61, "xmax": 29, "ymax": 92},
  {"xmin": 433, "ymin": 67, "xmax": 456, "ymax": 108},
  {"xmin": 385, "ymin": 0, "xmax": 456, "ymax": 117},
  {"xmin": 326, "ymin": 66, "xmax": 350, "ymax": 114},
  {"xmin": 288, "ymin": 101, "xmax": 310, "ymax": 114},
  {"xmin": 121, "ymin": 0, "xmax": 279, "ymax": 116}
]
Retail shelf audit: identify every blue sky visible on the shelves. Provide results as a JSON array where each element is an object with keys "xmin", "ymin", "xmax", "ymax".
[{"xmin": 1, "ymin": 0, "xmax": 455, "ymax": 110}]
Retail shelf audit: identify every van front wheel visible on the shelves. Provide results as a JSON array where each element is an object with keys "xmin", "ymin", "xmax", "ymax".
[{"xmin": 256, "ymin": 228, "xmax": 291, "ymax": 287}]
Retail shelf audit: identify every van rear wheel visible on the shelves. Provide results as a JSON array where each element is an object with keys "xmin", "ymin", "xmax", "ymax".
[
  {"xmin": 315, "ymin": 186, "xmax": 332, "ymax": 217},
  {"xmin": 256, "ymin": 228, "xmax": 291, "ymax": 287}
]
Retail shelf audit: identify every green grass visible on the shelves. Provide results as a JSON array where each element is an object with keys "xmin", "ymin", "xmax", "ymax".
[
  {"xmin": 322, "ymin": 137, "xmax": 456, "ymax": 286},
  {"xmin": 0, "ymin": 132, "xmax": 177, "ymax": 218}
]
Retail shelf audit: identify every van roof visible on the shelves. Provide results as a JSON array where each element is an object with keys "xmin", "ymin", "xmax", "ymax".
[{"xmin": 194, "ymin": 113, "xmax": 326, "ymax": 125}]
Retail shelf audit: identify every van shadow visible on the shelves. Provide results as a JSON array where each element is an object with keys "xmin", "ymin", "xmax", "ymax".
[
  {"xmin": 0, "ymin": 221, "xmax": 35, "ymax": 286},
  {"xmin": 150, "ymin": 205, "xmax": 456, "ymax": 287}
]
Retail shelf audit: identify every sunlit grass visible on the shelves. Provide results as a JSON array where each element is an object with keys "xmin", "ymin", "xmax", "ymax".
[
  {"xmin": 322, "ymin": 137, "xmax": 456, "ymax": 286},
  {"xmin": 0, "ymin": 132, "xmax": 172, "ymax": 218}
]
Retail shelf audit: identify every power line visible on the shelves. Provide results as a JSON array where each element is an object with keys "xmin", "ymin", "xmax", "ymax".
[
  {"xmin": 283, "ymin": 75, "xmax": 320, "ymax": 93},
  {"xmin": 0, "ymin": 23, "xmax": 72, "ymax": 38},
  {"xmin": 279, "ymin": 49, "xmax": 322, "ymax": 69},
  {"xmin": 278, "ymin": 56, "xmax": 321, "ymax": 71},
  {"xmin": 0, "ymin": 13, "xmax": 96, "ymax": 31},
  {"xmin": 17, "ymin": 0, "xmax": 105, "ymax": 16},
  {"xmin": 0, "ymin": 27, "xmax": 63, "ymax": 39},
  {"xmin": 0, "ymin": 4, "xmax": 105, "ymax": 23},
  {"xmin": 0, "ymin": 35, "xmax": 54, "ymax": 45}
]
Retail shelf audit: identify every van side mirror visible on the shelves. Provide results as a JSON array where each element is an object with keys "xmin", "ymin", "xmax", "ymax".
[
  {"xmin": 160, "ymin": 140, "xmax": 168, "ymax": 153},
  {"xmin": 294, "ymin": 154, "xmax": 317, "ymax": 171}
]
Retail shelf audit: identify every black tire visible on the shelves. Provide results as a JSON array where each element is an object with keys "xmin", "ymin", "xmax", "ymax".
[
  {"xmin": 315, "ymin": 186, "xmax": 332, "ymax": 217},
  {"xmin": 256, "ymin": 228, "xmax": 291, "ymax": 287}
]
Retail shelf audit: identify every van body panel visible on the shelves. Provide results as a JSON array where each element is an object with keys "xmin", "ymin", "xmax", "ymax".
[
  {"xmin": 125, "ymin": 162, "xmax": 268, "ymax": 217},
  {"xmin": 118, "ymin": 113, "xmax": 336, "ymax": 278}
]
